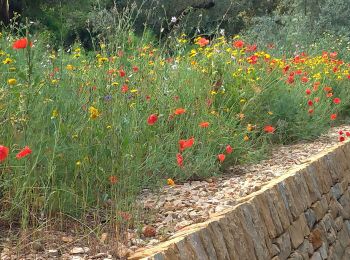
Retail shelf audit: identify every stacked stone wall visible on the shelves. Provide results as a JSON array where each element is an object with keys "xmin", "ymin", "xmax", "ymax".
[{"xmin": 130, "ymin": 142, "xmax": 350, "ymax": 260}]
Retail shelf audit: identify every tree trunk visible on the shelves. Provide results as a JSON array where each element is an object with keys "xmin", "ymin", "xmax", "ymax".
[{"xmin": 0, "ymin": 0, "xmax": 10, "ymax": 25}]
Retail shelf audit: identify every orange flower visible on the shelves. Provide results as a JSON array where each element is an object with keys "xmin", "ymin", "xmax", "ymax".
[
  {"xmin": 199, "ymin": 122, "xmax": 210, "ymax": 128},
  {"xmin": 109, "ymin": 175, "xmax": 118, "ymax": 184},
  {"xmin": 174, "ymin": 108, "xmax": 186, "ymax": 115},
  {"xmin": 197, "ymin": 37, "xmax": 209, "ymax": 47},
  {"xmin": 264, "ymin": 125, "xmax": 275, "ymax": 133},
  {"xmin": 167, "ymin": 178, "xmax": 175, "ymax": 186},
  {"xmin": 179, "ymin": 138, "xmax": 194, "ymax": 152},
  {"xmin": 233, "ymin": 40, "xmax": 244, "ymax": 48}
]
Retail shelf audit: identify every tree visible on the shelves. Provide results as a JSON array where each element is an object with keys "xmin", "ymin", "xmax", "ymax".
[{"xmin": 0, "ymin": 0, "xmax": 10, "ymax": 25}]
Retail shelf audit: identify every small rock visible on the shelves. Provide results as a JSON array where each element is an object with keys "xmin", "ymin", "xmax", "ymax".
[
  {"xmin": 90, "ymin": 252, "xmax": 109, "ymax": 259},
  {"xmin": 143, "ymin": 225, "xmax": 156, "ymax": 237},
  {"xmin": 31, "ymin": 241, "xmax": 44, "ymax": 252},
  {"xmin": 61, "ymin": 236, "xmax": 74, "ymax": 243},
  {"xmin": 70, "ymin": 256, "xmax": 84, "ymax": 260},
  {"xmin": 47, "ymin": 249, "xmax": 60, "ymax": 257},
  {"xmin": 70, "ymin": 247, "xmax": 90, "ymax": 254},
  {"xmin": 100, "ymin": 233, "xmax": 108, "ymax": 244}
]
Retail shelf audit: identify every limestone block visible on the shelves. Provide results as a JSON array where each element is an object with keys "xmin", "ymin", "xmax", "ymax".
[
  {"xmin": 273, "ymin": 232, "xmax": 292, "ymax": 260},
  {"xmin": 310, "ymin": 251, "xmax": 322, "ymax": 260},
  {"xmin": 197, "ymin": 228, "xmax": 218, "ymax": 260},
  {"xmin": 297, "ymin": 239, "xmax": 314, "ymax": 258},
  {"xmin": 311, "ymin": 196, "xmax": 328, "ymax": 221},
  {"xmin": 335, "ymin": 216, "xmax": 343, "ymax": 231},
  {"xmin": 252, "ymin": 193, "xmax": 283, "ymax": 238},
  {"xmin": 329, "ymin": 198, "xmax": 344, "ymax": 219},
  {"xmin": 216, "ymin": 212, "xmax": 247, "ymax": 260},
  {"xmin": 185, "ymin": 232, "xmax": 210, "ymax": 260},
  {"xmin": 288, "ymin": 214, "xmax": 310, "ymax": 249},
  {"xmin": 314, "ymin": 160, "xmax": 333, "ymax": 194},
  {"xmin": 205, "ymin": 221, "xmax": 231, "ymax": 260},
  {"xmin": 293, "ymin": 172, "xmax": 313, "ymax": 209},
  {"xmin": 309, "ymin": 228, "xmax": 324, "ymax": 250},
  {"xmin": 239, "ymin": 203, "xmax": 270, "ymax": 260},
  {"xmin": 288, "ymin": 251, "xmax": 303, "ymax": 260},
  {"xmin": 323, "ymin": 153, "xmax": 342, "ymax": 183},
  {"xmin": 305, "ymin": 209, "xmax": 317, "ymax": 229},
  {"xmin": 341, "ymin": 178, "xmax": 349, "ymax": 194},
  {"xmin": 302, "ymin": 167, "xmax": 323, "ymax": 203},
  {"xmin": 276, "ymin": 181, "xmax": 300, "ymax": 221},
  {"xmin": 338, "ymin": 192, "xmax": 350, "ymax": 219},
  {"xmin": 331, "ymin": 183, "xmax": 343, "ymax": 200},
  {"xmin": 338, "ymin": 223, "xmax": 350, "ymax": 249},
  {"xmin": 268, "ymin": 187, "xmax": 292, "ymax": 230}
]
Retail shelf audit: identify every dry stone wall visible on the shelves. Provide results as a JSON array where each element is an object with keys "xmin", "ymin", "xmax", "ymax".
[{"xmin": 130, "ymin": 142, "xmax": 350, "ymax": 260}]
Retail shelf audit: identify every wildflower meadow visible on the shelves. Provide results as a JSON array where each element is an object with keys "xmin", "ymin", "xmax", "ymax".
[{"xmin": 1, "ymin": 25, "xmax": 350, "ymax": 237}]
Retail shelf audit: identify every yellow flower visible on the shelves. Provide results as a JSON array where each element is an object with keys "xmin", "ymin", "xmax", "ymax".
[
  {"xmin": 51, "ymin": 79, "xmax": 58, "ymax": 84},
  {"xmin": 167, "ymin": 178, "xmax": 175, "ymax": 186},
  {"xmin": 7, "ymin": 78, "xmax": 17, "ymax": 85},
  {"xmin": 3, "ymin": 57, "xmax": 13, "ymax": 64},
  {"xmin": 244, "ymin": 135, "xmax": 250, "ymax": 141},
  {"xmin": 51, "ymin": 109, "xmax": 59, "ymax": 119},
  {"xmin": 76, "ymin": 161, "xmax": 81, "ymax": 166},
  {"xmin": 267, "ymin": 111, "xmax": 273, "ymax": 115},
  {"xmin": 111, "ymin": 82, "xmax": 119, "ymax": 87},
  {"xmin": 240, "ymin": 99, "xmax": 246, "ymax": 103},
  {"xmin": 66, "ymin": 64, "xmax": 74, "ymax": 71},
  {"xmin": 89, "ymin": 106, "xmax": 100, "ymax": 119},
  {"xmin": 247, "ymin": 124, "xmax": 253, "ymax": 132},
  {"xmin": 130, "ymin": 89, "xmax": 138, "ymax": 93}
]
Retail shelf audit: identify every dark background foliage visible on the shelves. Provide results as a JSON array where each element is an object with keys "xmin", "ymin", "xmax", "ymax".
[{"xmin": 1, "ymin": 0, "xmax": 349, "ymax": 48}]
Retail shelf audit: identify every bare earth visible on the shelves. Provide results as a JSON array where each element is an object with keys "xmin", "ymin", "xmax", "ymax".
[{"xmin": 1, "ymin": 125, "xmax": 349, "ymax": 259}]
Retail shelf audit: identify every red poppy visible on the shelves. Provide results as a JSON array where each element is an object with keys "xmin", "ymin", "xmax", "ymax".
[
  {"xmin": 247, "ymin": 55, "xmax": 258, "ymax": 64},
  {"xmin": 225, "ymin": 145, "xmax": 233, "ymax": 154},
  {"xmin": 197, "ymin": 37, "xmax": 209, "ymax": 47},
  {"xmin": 307, "ymin": 100, "xmax": 313, "ymax": 106},
  {"xmin": 132, "ymin": 66, "xmax": 139, "ymax": 72},
  {"xmin": 147, "ymin": 114, "xmax": 158, "ymax": 125},
  {"xmin": 13, "ymin": 38, "xmax": 32, "ymax": 49},
  {"xmin": 176, "ymin": 153, "xmax": 183, "ymax": 167},
  {"xmin": 330, "ymin": 52, "xmax": 337, "ymax": 58},
  {"xmin": 109, "ymin": 175, "xmax": 118, "ymax": 184},
  {"xmin": 333, "ymin": 98, "xmax": 341, "ymax": 104},
  {"xmin": 308, "ymin": 109, "xmax": 314, "ymax": 114},
  {"xmin": 305, "ymin": 89, "xmax": 311, "ymax": 95},
  {"xmin": 16, "ymin": 146, "xmax": 32, "ymax": 159},
  {"xmin": 330, "ymin": 114, "xmax": 337, "ymax": 120},
  {"xmin": 264, "ymin": 125, "xmax": 275, "ymax": 133},
  {"xmin": 339, "ymin": 136, "xmax": 345, "ymax": 142},
  {"xmin": 199, "ymin": 122, "xmax": 210, "ymax": 128},
  {"xmin": 287, "ymin": 75, "xmax": 294, "ymax": 84},
  {"xmin": 179, "ymin": 137, "xmax": 194, "ymax": 152},
  {"xmin": 119, "ymin": 69, "xmax": 126, "ymax": 77},
  {"xmin": 313, "ymin": 82, "xmax": 320, "ymax": 91},
  {"xmin": 0, "ymin": 145, "xmax": 9, "ymax": 162},
  {"xmin": 217, "ymin": 154, "xmax": 225, "ymax": 163},
  {"xmin": 174, "ymin": 108, "xmax": 186, "ymax": 115},
  {"xmin": 246, "ymin": 44, "xmax": 257, "ymax": 52},
  {"xmin": 324, "ymin": 86, "xmax": 332, "ymax": 92},
  {"xmin": 283, "ymin": 65, "xmax": 290, "ymax": 73},
  {"xmin": 121, "ymin": 84, "xmax": 128, "ymax": 93},
  {"xmin": 145, "ymin": 95, "xmax": 151, "ymax": 102},
  {"xmin": 301, "ymin": 76, "xmax": 309, "ymax": 83},
  {"xmin": 339, "ymin": 130, "xmax": 344, "ymax": 135},
  {"xmin": 233, "ymin": 40, "xmax": 244, "ymax": 48},
  {"xmin": 346, "ymin": 132, "xmax": 350, "ymax": 137}
]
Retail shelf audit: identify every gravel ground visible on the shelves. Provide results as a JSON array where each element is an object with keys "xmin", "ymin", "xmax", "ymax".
[{"xmin": 1, "ymin": 125, "xmax": 349, "ymax": 259}]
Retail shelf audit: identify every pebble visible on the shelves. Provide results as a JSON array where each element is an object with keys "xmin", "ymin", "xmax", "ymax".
[{"xmin": 70, "ymin": 247, "xmax": 90, "ymax": 254}]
